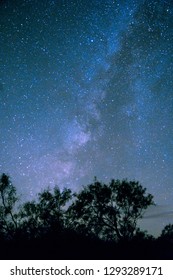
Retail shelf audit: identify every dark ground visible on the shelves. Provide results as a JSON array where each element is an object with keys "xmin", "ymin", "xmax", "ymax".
[{"xmin": 1, "ymin": 230, "xmax": 173, "ymax": 260}]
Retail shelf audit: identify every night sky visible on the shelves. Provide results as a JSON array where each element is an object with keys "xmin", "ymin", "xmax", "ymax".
[{"xmin": 0, "ymin": 0, "xmax": 173, "ymax": 236}]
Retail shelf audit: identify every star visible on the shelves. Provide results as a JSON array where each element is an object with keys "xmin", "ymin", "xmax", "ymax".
[{"xmin": 0, "ymin": 0, "xmax": 173, "ymax": 237}]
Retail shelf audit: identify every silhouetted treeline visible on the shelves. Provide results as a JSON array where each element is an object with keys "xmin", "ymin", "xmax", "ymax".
[{"xmin": 0, "ymin": 173, "xmax": 173, "ymax": 259}]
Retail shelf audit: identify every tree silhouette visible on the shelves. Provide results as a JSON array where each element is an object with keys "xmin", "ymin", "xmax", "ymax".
[
  {"xmin": 0, "ymin": 173, "xmax": 18, "ymax": 238},
  {"xmin": 160, "ymin": 224, "xmax": 173, "ymax": 241},
  {"xmin": 19, "ymin": 186, "xmax": 72, "ymax": 238},
  {"xmin": 1, "ymin": 173, "xmax": 173, "ymax": 259},
  {"xmin": 67, "ymin": 179, "xmax": 154, "ymax": 241}
]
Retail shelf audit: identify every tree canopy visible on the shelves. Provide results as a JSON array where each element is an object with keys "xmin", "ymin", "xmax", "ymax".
[
  {"xmin": 0, "ymin": 173, "xmax": 18, "ymax": 237},
  {"xmin": 18, "ymin": 187, "xmax": 72, "ymax": 238},
  {"xmin": 67, "ymin": 179, "xmax": 154, "ymax": 241},
  {"xmin": 1, "ymin": 173, "xmax": 173, "ymax": 260}
]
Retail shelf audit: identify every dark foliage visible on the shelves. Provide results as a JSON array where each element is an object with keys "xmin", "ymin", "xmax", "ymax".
[
  {"xmin": 67, "ymin": 179, "xmax": 154, "ymax": 241},
  {"xmin": 17, "ymin": 187, "xmax": 72, "ymax": 239},
  {"xmin": 0, "ymin": 173, "xmax": 18, "ymax": 238},
  {"xmin": 0, "ymin": 173, "xmax": 173, "ymax": 260}
]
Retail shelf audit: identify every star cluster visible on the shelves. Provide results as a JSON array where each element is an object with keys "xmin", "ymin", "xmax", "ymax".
[{"xmin": 0, "ymin": 0, "xmax": 173, "ymax": 235}]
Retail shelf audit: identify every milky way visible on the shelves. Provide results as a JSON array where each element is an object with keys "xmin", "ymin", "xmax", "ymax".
[{"xmin": 0, "ymin": 0, "xmax": 173, "ymax": 235}]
